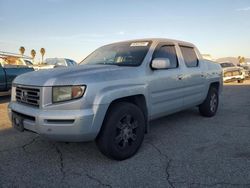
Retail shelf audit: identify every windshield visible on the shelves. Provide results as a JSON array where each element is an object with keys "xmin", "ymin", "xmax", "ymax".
[
  {"xmin": 80, "ymin": 41, "xmax": 151, "ymax": 66},
  {"xmin": 220, "ymin": 62, "xmax": 235, "ymax": 68}
]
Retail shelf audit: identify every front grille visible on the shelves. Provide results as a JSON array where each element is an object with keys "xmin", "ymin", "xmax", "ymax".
[
  {"xmin": 224, "ymin": 70, "xmax": 241, "ymax": 77},
  {"xmin": 16, "ymin": 86, "xmax": 40, "ymax": 107}
]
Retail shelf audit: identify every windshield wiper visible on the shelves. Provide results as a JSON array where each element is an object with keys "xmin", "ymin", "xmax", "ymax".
[{"xmin": 95, "ymin": 63, "xmax": 119, "ymax": 66}]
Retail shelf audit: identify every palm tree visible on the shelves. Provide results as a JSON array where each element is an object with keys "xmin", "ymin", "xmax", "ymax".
[
  {"xmin": 19, "ymin": 46, "xmax": 25, "ymax": 57},
  {"xmin": 238, "ymin": 56, "xmax": 245, "ymax": 64},
  {"xmin": 240, "ymin": 57, "xmax": 245, "ymax": 64},
  {"xmin": 40, "ymin": 48, "xmax": 45, "ymax": 63},
  {"xmin": 31, "ymin": 49, "xmax": 36, "ymax": 62}
]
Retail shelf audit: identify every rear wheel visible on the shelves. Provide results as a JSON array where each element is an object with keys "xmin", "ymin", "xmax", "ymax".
[
  {"xmin": 237, "ymin": 79, "xmax": 244, "ymax": 83},
  {"xmin": 199, "ymin": 87, "xmax": 219, "ymax": 117},
  {"xmin": 96, "ymin": 102, "xmax": 145, "ymax": 160}
]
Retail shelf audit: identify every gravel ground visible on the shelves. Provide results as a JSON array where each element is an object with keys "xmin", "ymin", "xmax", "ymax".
[{"xmin": 0, "ymin": 80, "xmax": 250, "ymax": 188}]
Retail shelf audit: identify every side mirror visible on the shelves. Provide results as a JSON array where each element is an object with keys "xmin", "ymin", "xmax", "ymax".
[{"xmin": 151, "ymin": 58, "xmax": 171, "ymax": 69}]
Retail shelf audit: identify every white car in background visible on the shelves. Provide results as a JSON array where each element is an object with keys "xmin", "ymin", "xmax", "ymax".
[
  {"xmin": 45, "ymin": 58, "xmax": 77, "ymax": 67},
  {"xmin": 238, "ymin": 63, "xmax": 250, "ymax": 79},
  {"xmin": 219, "ymin": 62, "xmax": 245, "ymax": 83},
  {"xmin": 33, "ymin": 58, "xmax": 77, "ymax": 70}
]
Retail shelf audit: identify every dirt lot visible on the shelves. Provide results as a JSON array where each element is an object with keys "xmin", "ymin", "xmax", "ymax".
[{"xmin": 0, "ymin": 81, "xmax": 250, "ymax": 188}]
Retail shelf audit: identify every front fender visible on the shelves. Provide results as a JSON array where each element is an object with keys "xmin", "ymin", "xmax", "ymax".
[
  {"xmin": 90, "ymin": 84, "xmax": 149, "ymax": 137},
  {"xmin": 93, "ymin": 84, "xmax": 149, "ymax": 106}
]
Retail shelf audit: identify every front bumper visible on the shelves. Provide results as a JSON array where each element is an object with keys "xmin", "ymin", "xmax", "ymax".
[
  {"xmin": 223, "ymin": 75, "xmax": 244, "ymax": 82},
  {"xmin": 8, "ymin": 102, "xmax": 105, "ymax": 142}
]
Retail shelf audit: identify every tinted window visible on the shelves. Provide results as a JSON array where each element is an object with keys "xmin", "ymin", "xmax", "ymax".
[
  {"xmin": 180, "ymin": 46, "xmax": 198, "ymax": 67},
  {"xmin": 67, "ymin": 59, "xmax": 77, "ymax": 66},
  {"xmin": 66, "ymin": 59, "xmax": 73, "ymax": 66},
  {"xmin": 66, "ymin": 61, "xmax": 71, "ymax": 66},
  {"xmin": 153, "ymin": 45, "xmax": 178, "ymax": 68}
]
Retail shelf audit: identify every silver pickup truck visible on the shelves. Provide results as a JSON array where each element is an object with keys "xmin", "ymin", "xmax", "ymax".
[{"xmin": 8, "ymin": 39, "xmax": 222, "ymax": 160}]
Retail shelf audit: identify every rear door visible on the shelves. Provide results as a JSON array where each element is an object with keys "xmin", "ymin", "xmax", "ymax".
[
  {"xmin": 179, "ymin": 46, "xmax": 206, "ymax": 107},
  {"xmin": 149, "ymin": 44, "xmax": 185, "ymax": 119}
]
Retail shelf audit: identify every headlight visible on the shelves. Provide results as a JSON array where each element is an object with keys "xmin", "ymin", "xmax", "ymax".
[{"xmin": 52, "ymin": 85, "xmax": 86, "ymax": 103}]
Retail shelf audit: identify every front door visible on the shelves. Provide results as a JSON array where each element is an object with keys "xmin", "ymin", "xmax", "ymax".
[{"xmin": 148, "ymin": 44, "xmax": 185, "ymax": 120}]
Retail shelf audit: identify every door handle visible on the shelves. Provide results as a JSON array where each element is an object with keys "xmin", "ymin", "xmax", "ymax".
[{"xmin": 177, "ymin": 75, "xmax": 183, "ymax": 80}]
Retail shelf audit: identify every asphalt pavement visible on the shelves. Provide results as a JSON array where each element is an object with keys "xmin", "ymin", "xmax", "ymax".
[{"xmin": 0, "ymin": 81, "xmax": 250, "ymax": 188}]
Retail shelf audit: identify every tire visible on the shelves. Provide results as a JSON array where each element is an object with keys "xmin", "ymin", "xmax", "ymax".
[
  {"xmin": 199, "ymin": 87, "xmax": 219, "ymax": 117},
  {"xmin": 237, "ymin": 79, "xmax": 244, "ymax": 83},
  {"xmin": 96, "ymin": 102, "xmax": 145, "ymax": 160}
]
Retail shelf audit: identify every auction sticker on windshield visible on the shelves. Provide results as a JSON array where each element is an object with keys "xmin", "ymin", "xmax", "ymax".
[{"xmin": 130, "ymin": 42, "xmax": 149, "ymax": 47}]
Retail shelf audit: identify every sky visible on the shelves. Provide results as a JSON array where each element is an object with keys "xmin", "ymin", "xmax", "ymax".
[{"xmin": 0, "ymin": 0, "xmax": 250, "ymax": 62}]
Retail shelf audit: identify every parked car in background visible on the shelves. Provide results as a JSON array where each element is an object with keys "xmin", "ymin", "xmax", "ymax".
[
  {"xmin": 45, "ymin": 58, "xmax": 77, "ymax": 67},
  {"xmin": 0, "ymin": 55, "xmax": 33, "ymax": 67},
  {"xmin": 238, "ymin": 63, "xmax": 250, "ymax": 79},
  {"xmin": 23, "ymin": 60, "xmax": 53, "ymax": 72},
  {"xmin": 33, "ymin": 58, "xmax": 77, "ymax": 71},
  {"xmin": 219, "ymin": 62, "xmax": 245, "ymax": 83},
  {"xmin": 32, "ymin": 63, "xmax": 55, "ymax": 71},
  {"xmin": 0, "ymin": 53, "xmax": 38, "ymax": 70},
  {"xmin": 0, "ymin": 56, "xmax": 34, "ymax": 95},
  {"xmin": 9, "ymin": 38, "xmax": 222, "ymax": 160}
]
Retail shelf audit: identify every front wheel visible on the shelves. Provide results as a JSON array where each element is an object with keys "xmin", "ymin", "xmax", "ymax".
[
  {"xmin": 96, "ymin": 102, "xmax": 145, "ymax": 160},
  {"xmin": 199, "ymin": 87, "xmax": 219, "ymax": 117}
]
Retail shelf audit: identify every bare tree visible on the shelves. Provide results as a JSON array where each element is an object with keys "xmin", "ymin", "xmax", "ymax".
[
  {"xmin": 238, "ymin": 56, "xmax": 245, "ymax": 64},
  {"xmin": 240, "ymin": 57, "xmax": 245, "ymax": 64}
]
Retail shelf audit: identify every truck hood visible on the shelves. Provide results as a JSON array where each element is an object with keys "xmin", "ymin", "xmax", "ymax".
[{"xmin": 13, "ymin": 64, "xmax": 136, "ymax": 86}]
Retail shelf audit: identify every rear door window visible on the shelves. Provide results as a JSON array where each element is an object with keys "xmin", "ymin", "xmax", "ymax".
[{"xmin": 180, "ymin": 46, "xmax": 199, "ymax": 67}]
